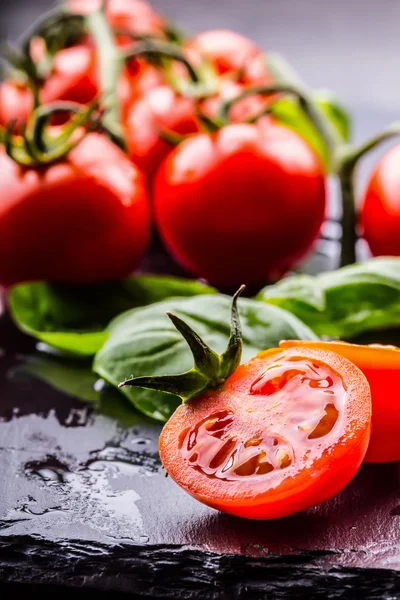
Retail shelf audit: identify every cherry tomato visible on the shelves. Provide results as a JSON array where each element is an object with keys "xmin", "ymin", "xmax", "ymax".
[
  {"xmin": 67, "ymin": 0, "xmax": 165, "ymax": 36},
  {"xmin": 159, "ymin": 346, "xmax": 371, "ymax": 519},
  {"xmin": 154, "ymin": 117, "xmax": 326, "ymax": 287},
  {"xmin": 0, "ymin": 45, "xmax": 97, "ymax": 129},
  {"xmin": 185, "ymin": 29, "xmax": 263, "ymax": 80},
  {"xmin": 361, "ymin": 144, "xmax": 400, "ymax": 256},
  {"xmin": 201, "ymin": 79, "xmax": 271, "ymax": 124},
  {"xmin": 280, "ymin": 340, "xmax": 400, "ymax": 463},
  {"xmin": 0, "ymin": 80, "xmax": 33, "ymax": 130},
  {"xmin": 123, "ymin": 85, "xmax": 199, "ymax": 187},
  {"xmin": 0, "ymin": 133, "xmax": 150, "ymax": 285}
]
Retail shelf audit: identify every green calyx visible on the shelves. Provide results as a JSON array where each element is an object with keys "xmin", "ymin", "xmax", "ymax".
[
  {"xmin": 119, "ymin": 285, "xmax": 245, "ymax": 403},
  {"xmin": 1, "ymin": 99, "xmax": 101, "ymax": 167}
]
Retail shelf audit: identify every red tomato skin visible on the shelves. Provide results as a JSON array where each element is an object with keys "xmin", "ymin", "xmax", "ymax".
[
  {"xmin": 0, "ymin": 46, "xmax": 98, "ymax": 129},
  {"xmin": 154, "ymin": 119, "xmax": 326, "ymax": 287},
  {"xmin": 67, "ymin": 0, "xmax": 165, "ymax": 35},
  {"xmin": 186, "ymin": 29, "xmax": 261, "ymax": 78},
  {"xmin": 361, "ymin": 144, "xmax": 400, "ymax": 256},
  {"xmin": 0, "ymin": 133, "xmax": 150, "ymax": 285},
  {"xmin": 159, "ymin": 347, "xmax": 371, "ymax": 520},
  {"xmin": 0, "ymin": 80, "xmax": 33, "ymax": 129},
  {"xmin": 123, "ymin": 85, "xmax": 199, "ymax": 187}
]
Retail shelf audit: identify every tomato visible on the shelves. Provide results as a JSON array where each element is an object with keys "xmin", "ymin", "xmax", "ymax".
[
  {"xmin": 0, "ymin": 45, "xmax": 97, "ymax": 129},
  {"xmin": 159, "ymin": 346, "xmax": 371, "ymax": 519},
  {"xmin": 0, "ymin": 133, "xmax": 150, "ymax": 285},
  {"xmin": 123, "ymin": 85, "xmax": 199, "ymax": 187},
  {"xmin": 67, "ymin": 0, "xmax": 165, "ymax": 36},
  {"xmin": 280, "ymin": 340, "xmax": 400, "ymax": 463},
  {"xmin": 201, "ymin": 79, "xmax": 272, "ymax": 124},
  {"xmin": 0, "ymin": 80, "xmax": 33, "ymax": 130},
  {"xmin": 154, "ymin": 117, "xmax": 326, "ymax": 287},
  {"xmin": 361, "ymin": 144, "xmax": 400, "ymax": 257},
  {"xmin": 185, "ymin": 30, "xmax": 264, "ymax": 81}
]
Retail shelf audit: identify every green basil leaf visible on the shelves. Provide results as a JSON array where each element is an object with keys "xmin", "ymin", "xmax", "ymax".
[
  {"xmin": 9, "ymin": 276, "xmax": 216, "ymax": 358},
  {"xmin": 257, "ymin": 258, "xmax": 400, "ymax": 339},
  {"xmin": 93, "ymin": 294, "xmax": 317, "ymax": 421}
]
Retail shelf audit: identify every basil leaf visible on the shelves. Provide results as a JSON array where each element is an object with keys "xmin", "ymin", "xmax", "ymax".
[
  {"xmin": 257, "ymin": 258, "xmax": 400, "ymax": 339},
  {"xmin": 9, "ymin": 276, "xmax": 215, "ymax": 358},
  {"xmin": 94, "ymin": 294, "xmax": 317, "ymax": 421}
]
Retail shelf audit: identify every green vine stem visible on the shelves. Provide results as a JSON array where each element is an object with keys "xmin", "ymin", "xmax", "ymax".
[
  {"xmin": 85, "ymin": 7, "xmax": 202, "ymax": 148},
  {"xmin": 1, "ymin": 100, "xmax": 100, "ymax": 167},
  {"xmin": 119, "ymin": 286, "xmax": 245, "ymax": 403},
  {"xmin": 336, "ymin": 121, "xmax": 400, "ymax": 267}
]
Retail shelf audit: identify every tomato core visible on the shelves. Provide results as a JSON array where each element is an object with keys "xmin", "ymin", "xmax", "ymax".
[{"xmin": 178, "ymin": 357, "xmax": 345, "ymax": 483}]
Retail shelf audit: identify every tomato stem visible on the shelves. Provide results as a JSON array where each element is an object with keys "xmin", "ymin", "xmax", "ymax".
[
  {"xmin": 2, "ymin": 100, "xmax": 100, "ymax": 166},
  {"xmin": 119, "ymin": 286, "xmax": 245, "ymax": 403},
  {"xmin": 122, "ymin": 40, "xmax": 200, "ymax": 84},
  {"xmin": 85, "ymin": 6, "xmax": 125, "ymax": 146}
]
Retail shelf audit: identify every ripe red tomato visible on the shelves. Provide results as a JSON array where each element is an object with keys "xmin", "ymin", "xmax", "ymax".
[
  {"xmin": 201, "ymin": 79, "xmax": 271, "ymax": 124},
  {"xmin": 280, "ymin": 340, "xmax": 400, "ymax": 463},
  {"xmin": 122, "ymin": 85, "xmax": 199, "ymax": 187},
  {"xmin": 0, "ymin": 45, "xmax": 97, "ymax": 129},
  {"xmin": 154, "ymin": 117, "xmax": 326, "ymax": 287},
  {"xmin": 185, "ymin": 29, "xmax": 264, "ymax": 80},
  {"xmin": 0, "ymin": 133, "xmax": 150, "ymax": 285},
  {"xmin": 159, "ymin": 346, "xmax": 371, "ymax": 519},
  {"xmin": 361, "ymin": 144, "xmax": 400, "ymax": 256},
  {"xmin": 67, "ymin": 0, "xmax": 165, "ymax": 36}
]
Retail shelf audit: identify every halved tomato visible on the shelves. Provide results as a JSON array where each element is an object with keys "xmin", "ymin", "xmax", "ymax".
[
  {"xmin": 280, "ymin": 340, "xmax": 400, "ymax": 463},
  {"xmin": 159, "ymin": 346, "xmax": 371, "ymax": 519}
]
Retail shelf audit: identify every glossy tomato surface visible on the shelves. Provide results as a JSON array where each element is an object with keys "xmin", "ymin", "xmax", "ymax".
[
  {"xmin": 0, "ymin": 133, "xmax": 150, "ymax": 285},
  {"xmin": 154, "ymin": 118, "xmax": 326, "ymax": 287},
  {"xmin": 67, "ymin": 0, "xmax": 165, "ymax": 35},
  {"xmin": 185, "ymin": 29, "xmax": 262, "ymax": 79},
  {"xmin": 280, "ymin": 340, "xmax": 400, "ymax": 463},
  {"xmin": 123, "ymin": 85, "xmax": 199, "ymax": 187},
  {"xmin": 361, "ymin": 144, "xmax": 400, "ymax": 256},
  {"xmin": 0, "ymin": 45, "xmax": 98, "ymax": 128},
  {"xmin": 159, "ymin": 346, "xmax": 371, "ymax": 520}
]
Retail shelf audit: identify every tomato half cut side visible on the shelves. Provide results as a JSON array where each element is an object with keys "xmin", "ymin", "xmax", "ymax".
[
  {"xmin": 280, "ymin": 340, "xmax": 400, "ymax": 463},
  {"xmin": 159, "ymin": 347, "xmax": 371, "ymax": 520}
]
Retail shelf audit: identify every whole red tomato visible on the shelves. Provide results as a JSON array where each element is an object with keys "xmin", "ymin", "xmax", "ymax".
[
  {"xmin": 154, "ymin": 117, "xmax": 326, "ymax": 287},
  {"xmin": 0, "ymin": 45, "xmax": 97, "ymax": 128},
  {"xmin": 185, "ymin": 29, "xmax": 271, "ymax": 85},
  {"xmin": 0, "ymin": 133, "xmax": 150, "ymax": 285},
  {"xmin": 67, "ymin": 0, "xmax": 165, "ymax": 36},
  {"xmin": 361, "ymin": 144, "xmax": 400, "ymax": 256},
  {"xmin": 123, "ymin": 84, "xmax": 199, "ymax": 187}
]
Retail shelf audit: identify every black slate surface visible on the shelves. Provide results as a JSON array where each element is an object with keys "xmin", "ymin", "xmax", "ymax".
[{"xmin": 1, "ymin": 0, "xmax": 400, "ymax": 597}]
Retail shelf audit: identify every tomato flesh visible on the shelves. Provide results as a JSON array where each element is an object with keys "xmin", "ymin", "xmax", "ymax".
[
  {"xmin": 159, "ymin": 347, "xmax": 371, "ymax": 520},
  {"xmin": 280, "ymin": 340, "xmax": 400, "ymax": 463}
]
